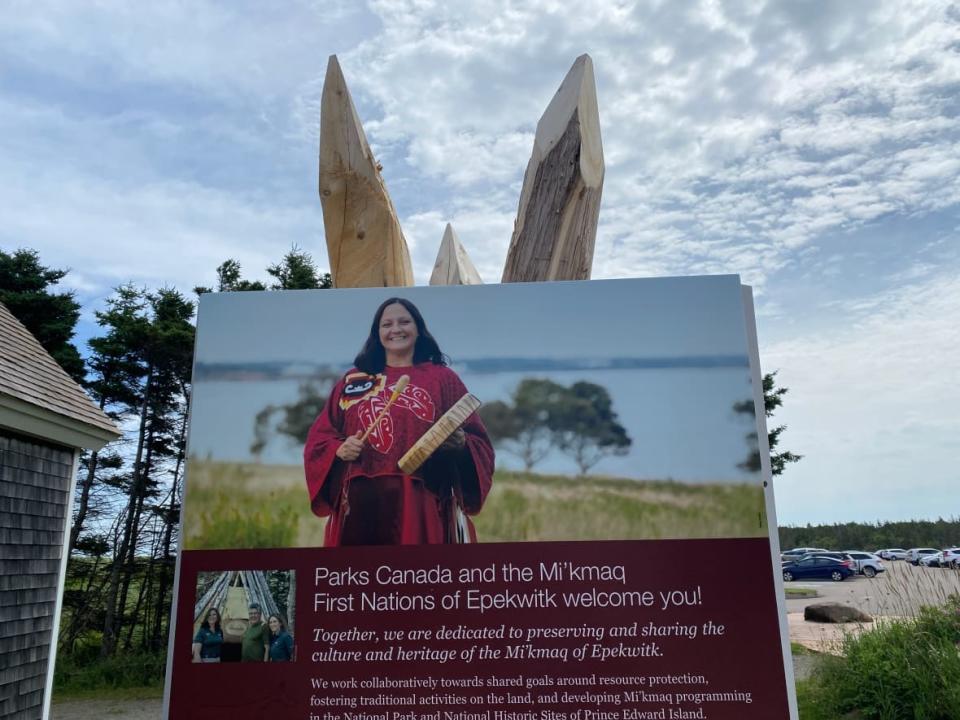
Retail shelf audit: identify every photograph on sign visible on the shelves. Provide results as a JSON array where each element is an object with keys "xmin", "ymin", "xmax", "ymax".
[
  {"xmin": 190, "ymin": 569, "xmax": 296, "ymax": 664},
  {"xmin": 182, "ymin": 276, "xmax": 766, "ymax": 550}
]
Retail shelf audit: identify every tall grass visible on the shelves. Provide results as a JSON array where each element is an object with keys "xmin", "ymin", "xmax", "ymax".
[
  {"xmin": 474, "ymin": 470, "xmax": 766, "ymax": 542},
  {"xmin": 54, "ymin": 648, "xmax": 166, "ymax": 695},
  {"xmin": 183, "ymin": 462, "xmax": 319, "ymax": 549},
  {"xmin": 183, "ymin": 460, "xmax": 766, "ymax": 549},
  {"xmin": 797, "ymin": 594, "xmax": 960, "ymax": 720}
]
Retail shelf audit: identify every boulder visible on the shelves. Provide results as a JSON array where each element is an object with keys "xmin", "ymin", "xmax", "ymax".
[{"xmin": 804, "ymin": 603, "xmax": 873, "ymax": 624}]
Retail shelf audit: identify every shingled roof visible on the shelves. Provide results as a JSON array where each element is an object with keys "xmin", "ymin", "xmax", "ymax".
[{"xmin": 0, "ymin": 300, "xmax": 119, "ymax": 446}]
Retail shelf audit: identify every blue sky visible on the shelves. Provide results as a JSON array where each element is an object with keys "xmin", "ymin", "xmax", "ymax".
[{"xmin": 1, "ymin": 1, "xmax": 957, "ymax": 525}]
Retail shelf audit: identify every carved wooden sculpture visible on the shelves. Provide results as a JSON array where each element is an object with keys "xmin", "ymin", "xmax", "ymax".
[
  {"xmin": 501, "ymin": 54, "xmax": 604, "ymax": 283},
  {"xmin": 429, "ymin": 224, "xmax": 484, "ymax": 286},
  {"xmin": 319, "ymin": 55, "xmax": 414, "ymax": 288}
]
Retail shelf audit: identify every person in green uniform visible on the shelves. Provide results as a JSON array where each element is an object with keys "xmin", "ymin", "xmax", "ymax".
[
  {"xmin": 241, "ymin": 603, "xmax": 269, "ymax": 662},
  {"xmin": 267, "ymin": 614, "xmax": 294, "ymax": 662},
  {"xmin": 192, "ymin": 608, "xmax": 223, "ymax": 663}
]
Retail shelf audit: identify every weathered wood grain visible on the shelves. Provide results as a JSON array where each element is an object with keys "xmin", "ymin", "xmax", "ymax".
[
  {"xmin": 501, "ymin": 54, "xmax": 604, "ymax": 283},
  {"xmin": 319, "ymin": 55, "xmax": 414, "ymax": 288},
  {"xmin": 429, "ymin": 224, "xmax": 484, "ymax": 285}
]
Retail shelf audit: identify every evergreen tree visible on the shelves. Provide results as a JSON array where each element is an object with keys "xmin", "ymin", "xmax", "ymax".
[
  {"xmin": 197, "ymin": 251, "xmax": 333, "ymax": 295},
  {"xmin": 0, "ymin": 248, "xmax": 84, "ymax": 381},
  {"xmin": 735, "ymin": 371, "xmax": 802, "ymax": 476},
  {"xmin": 266, "ymin": 246, "xmax": 332, "ymax": 289},
  {"xmin": 194, "ymin": 259, "xmax": 266, "ymax": 294},
  {"xmin": 101, "ymin": 289, "xmax": 194, "ymax": 658},
  {"xmin": 71, "ymin": 286, "xmax": 150, "ymax": 553}
]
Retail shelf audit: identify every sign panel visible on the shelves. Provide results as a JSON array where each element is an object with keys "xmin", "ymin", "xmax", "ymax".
[{"xmin": 165, "ymin": 277, "xmax": 795, "ymax": 719}]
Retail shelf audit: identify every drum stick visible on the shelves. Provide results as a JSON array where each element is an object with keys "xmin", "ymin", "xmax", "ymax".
[{"xmin": 359, "ymin": 374, "xmax": 410, "ymax": 443}]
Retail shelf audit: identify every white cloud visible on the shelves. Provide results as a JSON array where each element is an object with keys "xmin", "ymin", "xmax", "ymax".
[
  {"xmin": 318, "ymin": 0, "xmax": 960, "ymax": 286},
  {"xmin": 1, "ymin": 154, "xmax": 321, "ymax": 302},
  {"xmin": 0, "ymin": 1, "xmax": 367, "ymax": 98},
  {"xmin": 5, "ymin": 0, "xmax": 956, "ymax": 291},
  {"xmin": 764, "ymin": 269, "xmax": 960, "ymax": 523}
]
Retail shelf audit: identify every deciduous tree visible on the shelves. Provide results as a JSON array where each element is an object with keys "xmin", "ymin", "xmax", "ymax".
[{"xmin": 550, "ymin": 381, "xmax": 631, "ymax": 475}]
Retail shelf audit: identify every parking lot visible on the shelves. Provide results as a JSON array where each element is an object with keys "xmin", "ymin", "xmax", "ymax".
[{"xmin": 785, "ymin": 559, "xmax": 960, "ymax": 617}]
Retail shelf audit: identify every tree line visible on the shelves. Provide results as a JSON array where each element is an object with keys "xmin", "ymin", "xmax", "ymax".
[
  {"xmin": 779, "ymin": 519, "xmax": 960, "ymax": 553},
  {"xmin": 0, "ymin": 246, "xmax": 327, "ymax": 668}
]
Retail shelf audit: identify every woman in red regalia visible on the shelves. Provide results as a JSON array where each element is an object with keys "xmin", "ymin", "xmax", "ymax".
[{"xmin": 303, "ymin": 297, "xmax": 494, "ymax": 546}]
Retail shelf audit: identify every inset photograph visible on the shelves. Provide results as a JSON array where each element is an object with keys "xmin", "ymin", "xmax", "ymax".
[{"xmin": 192, "ymin": 570, "xmax": 295, "ymax": 663}]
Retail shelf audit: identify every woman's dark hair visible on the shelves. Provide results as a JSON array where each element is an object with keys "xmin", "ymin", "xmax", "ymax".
[
  {"xmin": 267, "ymin": 613, "xmax": 286, "ymax": 637},
  {"xmin": 203, "ymin": 608, "xmax": 222, "ymax": 634},
  {"xmin": 354, "ymin": 297, "xmax": 448, "ymax": 373}
]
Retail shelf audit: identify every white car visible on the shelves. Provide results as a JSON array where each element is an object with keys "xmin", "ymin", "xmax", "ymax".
[
  {"xmin": 923, "ymin": 548, "xmax": 960, "ymax": 568},
  {"xmin": 919, "ymin": 552, "xmax": 945, "ymax": 567},
  {"xmin": 906, "ymin": 548, "xmax": 940, "ymax": 565},
  {"xmin": 842, "ymin": 551, "xmax": 886, "ymax": 578},
  {"xmin": 781, "ymin": 547, "xmax": 828, "ymax": 562},
  {"xmin": 876, "ymin": 548, "xmax": 907, "ymax": 560},
  {"xmin": 941, "ymin": 548, "xmax": 960, "ymax": 568}
]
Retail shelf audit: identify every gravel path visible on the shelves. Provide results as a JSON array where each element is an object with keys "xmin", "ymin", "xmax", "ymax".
[{"xmin": 51, "ymin": 698, "xmax": 163, "ymax": 720}]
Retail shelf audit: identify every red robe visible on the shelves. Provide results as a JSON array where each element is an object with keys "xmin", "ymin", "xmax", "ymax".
[{"xmin": 303, "ymin": 363, "xmax": 495, "ymax": 546}]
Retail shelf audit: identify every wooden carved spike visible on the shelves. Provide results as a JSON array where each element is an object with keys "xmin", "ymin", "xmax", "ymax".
[
  {"xmin": 501, "ymin": 54, "xmax": 604, "ymax": 283},
  {"xmin": 319, "ymin": 55, "xmax": 414, "ymax": 288},
  {"xmin": 429, "ymin": 223, "xmax": 484, "ymax": 285}
]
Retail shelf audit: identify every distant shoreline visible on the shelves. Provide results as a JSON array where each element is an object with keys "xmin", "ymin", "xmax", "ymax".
[{"xmin": 194, "ymin": 354, "xmax": 750, "ymax": 382}]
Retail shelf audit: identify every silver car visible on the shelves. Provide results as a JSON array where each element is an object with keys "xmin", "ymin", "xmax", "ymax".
[
  {"xmin": 876, "ymin": 548, "xmax": 907, "ymax": 560},
  {"xmin": 842, "ymin": 551, "xmax": 885, "ymax": 578},
  {"xmin": 906, "ymin": 548, "xmax": 940, "ymax": 565}
]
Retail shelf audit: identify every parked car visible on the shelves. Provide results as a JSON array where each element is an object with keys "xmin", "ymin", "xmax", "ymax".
[
  {"xmin": 940, "ymin": 548, "xmax": 960, "ymax": 568},
  {"xmin": 919, "ymin": 552, "xmax": 945, "ymax": 568},
  {"xmin": 781, "ymin": 547, "xmax": 828, "ymax": 562},
  {"xmin": 782, "ymin": 556, "xmax": 855, "ymax": 582},
  {"xmin": 876, "ymin": 548, "xmax": 908, "ymax": 560},
  {"xmin": 797, "ymin": 552, "xmax": 856, "ymax": 570},
  {"xmin": 906, "ymin": 548, "xmax": 940, "ymax": 565},
  {"xmin": 842, "ymin": 551, "xmax": 886, "ymax": 578}
]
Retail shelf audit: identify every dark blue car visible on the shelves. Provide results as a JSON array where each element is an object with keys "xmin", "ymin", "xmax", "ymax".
[{"xmin": 782, "ymin": 556, "xmax": 855, "ymax": 582}]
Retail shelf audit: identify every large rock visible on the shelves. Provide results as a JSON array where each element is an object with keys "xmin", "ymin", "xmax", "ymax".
[{"xmin": 804, "ymin": 603, "xmax": 873, "ymax": 624}]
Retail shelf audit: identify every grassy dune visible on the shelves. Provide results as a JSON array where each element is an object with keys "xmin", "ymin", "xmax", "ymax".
[{"xmin": 182, "ymin": 460, "xmax": 767, "ymax": 550}]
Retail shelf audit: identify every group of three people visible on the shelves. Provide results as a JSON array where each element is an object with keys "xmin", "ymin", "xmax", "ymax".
[{"xmin": 192, "ymin": 603, "xmax": 294, "ymax": 663}]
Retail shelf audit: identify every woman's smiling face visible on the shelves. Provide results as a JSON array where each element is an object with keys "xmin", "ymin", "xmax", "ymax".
[{"xmin": 379, "ymin": 303, "xmax": 418, "ymax": 360}]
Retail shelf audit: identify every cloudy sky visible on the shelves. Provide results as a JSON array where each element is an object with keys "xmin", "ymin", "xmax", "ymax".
[{"xmin": 1, "ymin": 1, "xmax": 957, "ymax": 525}]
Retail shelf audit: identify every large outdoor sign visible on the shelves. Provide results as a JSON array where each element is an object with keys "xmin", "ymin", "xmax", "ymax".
[{"xmin": 164, "ymin": 277, "xmax": 796, "ymax": 719}]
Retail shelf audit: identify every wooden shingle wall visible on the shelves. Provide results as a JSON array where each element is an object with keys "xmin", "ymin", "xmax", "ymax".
[{"xmin": 0, "ymin": 431, "xmax": 73, "ymax": 720}]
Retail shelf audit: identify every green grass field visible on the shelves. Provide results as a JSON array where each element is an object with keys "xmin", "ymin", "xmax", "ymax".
[{"xmin": 182, "ymin": 460, "xmax": 767, "ymax": 550}]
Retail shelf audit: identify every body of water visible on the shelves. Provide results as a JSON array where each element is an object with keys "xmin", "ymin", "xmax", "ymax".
[{"xmin": 189, "ymin": 365, "xmax": 760, "ymax": 484}]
